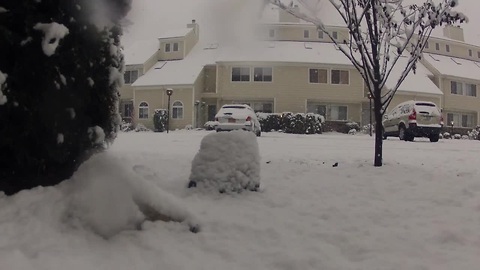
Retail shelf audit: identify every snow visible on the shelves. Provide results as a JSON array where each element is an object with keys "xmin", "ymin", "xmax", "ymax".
[
  {"xmin": 158, "ymin": 28, "xmax": 192, "ymax": 39},
  {"xmin": 33, "ymin": 22, "xmax": 69, "ymax": 57},
  {"xmin": 87, "ymin": 126, "xmax": 105, "ymax": 144},
  {"xmin": 123, "ymin": 40, "xmax": 159, "ymax": 65},
  {"xmin": 1, "ymin": 131, "xmax": 480, "ymax": 269},
  {"xmin": 189, "ymin": 131, "xmax": 260, "ymax": 193},
  {"xmin": 0, "ymin": 70, "xmax": 7, "ymax": 105},
  {"xmin": 423, "ymin": 53, "xmax": 480, "ymax": 81}
]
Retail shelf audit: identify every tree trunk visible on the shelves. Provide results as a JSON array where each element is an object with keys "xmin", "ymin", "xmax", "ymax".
[{"xmin": 373, "ymin": 89, "xmax": 383, "ymax": 167}]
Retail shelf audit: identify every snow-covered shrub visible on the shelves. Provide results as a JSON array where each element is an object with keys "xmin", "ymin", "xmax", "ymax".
[
  {"xmin": 305, "ymin": 113, "xmax": 323, "ymax": 134},
  {"xmin": 256, "ymin": 113, "xmax": 282, "ymax": 132},
  {"xmin": 348, "ymin": 129, "xmax": 357, "ymax": 135},
  {"xmin": 188, "ymin": 131, "xmax": 260, "ymax": 193},
  {"xmin": 69, "ymin": 153, "xmax": 199, "ymax": 238},
  {"xmin": 443, "ymin": 132, "xmax": 451, "ymax": 139},
  {"xmin": 461, "ymin": 135, "xmax": 469, "ymax": 140},
  {"xmin": 281, "ymin": 112, "xmax": 295, "ymax": 133},
  {"xmin": 454, "ymin": 134, "xmax": 462, "ymax": 140},
  {"xmin": 468, "ymin": 129, "xmax": 479, "ymax": 140},
  {"xmin": 0, "ymin": 0, "xmax": 131, "ymax": 195},
  {"xmin": 121, "ymin": 121, "xmax": 134, "ymax": 132},
  {"xmin": 135, "ymin": 124, "xmax": 152, "ymax": 132},
  {"xmin": 185, "ymin": 124, "xmax": 193, "ymax": 130},
  {"xmin": 204, "ymin": 121, "xmax": 217, "ymax": 130},
  {"xmin": 360, "ymin": 124, "xmax": 375, "ymax": 134},
  {"xmin": 439, "ymin": 133, "xmax": 443, "ymax": 139},
  {"xmin": 346, "ymin": 122, "xmax": 360, "ymax": 131},
  {"xmin": 292, "ymin": 114, "xmax": 306, "ymax": 134},
  {"xmin": 153, "ymin": 109, "xmax": 167, "ymax": 132}
]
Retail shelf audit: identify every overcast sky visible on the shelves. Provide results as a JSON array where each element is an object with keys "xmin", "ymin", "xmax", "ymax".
[{"xmin": 122, "ymin": 0, "xmax": 480, "ymax": 47}]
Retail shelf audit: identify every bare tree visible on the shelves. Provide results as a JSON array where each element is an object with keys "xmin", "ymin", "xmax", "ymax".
[{"xmin": 266, "ymin": 0, "xmax": 467, "ymax": 166}]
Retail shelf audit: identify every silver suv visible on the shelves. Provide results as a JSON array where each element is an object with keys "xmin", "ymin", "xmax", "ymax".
[{"xmin": 382, "ymin": 100, "xmax": 443, "ymax": 142}]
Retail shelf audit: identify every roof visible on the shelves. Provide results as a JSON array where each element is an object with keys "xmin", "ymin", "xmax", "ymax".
[
  {"xmin": 157, "ymin": 28, "xmax": 192, "ymax": 39},
  {"xmin": 123, "ymin": 40, "xmax": 158, "ymax": 65},
  {"xmin": 385, "ymin": 55, "xmax": 442, "ymax": 96},
  {"xmin": 423, "ymin": 53, "xmax": 480, "ymax": 81}
]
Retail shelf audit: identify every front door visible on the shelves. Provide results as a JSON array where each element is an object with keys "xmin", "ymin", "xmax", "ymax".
[{"xmin": 207, "ymin": 105, "xmax": 217, "ymax": 121}]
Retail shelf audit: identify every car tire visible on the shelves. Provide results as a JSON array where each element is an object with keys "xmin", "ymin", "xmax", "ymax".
[
  {"xmin": 398, "ymin": 126, "xmax": 406, "ymax": 141},
  {"xmin": 429, "ymin": 133, "xmax": 439, "ymax": 142}
]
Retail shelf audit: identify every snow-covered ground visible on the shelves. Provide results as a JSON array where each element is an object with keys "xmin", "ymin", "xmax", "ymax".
[{"xmin": 1, "ymin": 130, "xmax": 480, "ymax": 270}]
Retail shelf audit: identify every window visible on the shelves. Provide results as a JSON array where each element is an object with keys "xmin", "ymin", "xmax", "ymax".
[
  {"xmin": 304, "ymin": 30, "xmax": 309, "ymax": 38},
  {"xmin": 172, "ymin": 101, "xmax": 183, "ymax": 119},
  {"xmin": 425, "ymin": 41, "xmax": 429, "ymax": 49},
  {"xmin": 122, "ymin": 101, "xmax": 133, "ymax": 118},
  {"xmin": 309, "ymin": 69, "xmax": 327, "ymax": 84},
  {"xmin": 450, "ymin": 81, "xmax": 463, "ymax": 95},
  {"xmin": 332, "ymin": 31, "xmax": 338, "ymax": 40},
  {"xmin": 234, "ymin": 101, "xmax": 273, "ymax": 113},
  {"xmin": 231, "ymin": 67, "xmax": 250, "ymax": 82},
  {"xmin": 254, "ymin": 67, "xmax": 273, "ymax": 82},
  {"xmin": 269, "ymin": 29, "xmax": 275, "ymax": 38},
  {"xmin": 435, "ymin": 43, "xmax": 440, "ymax": 50},
  {"xmin": 307, "ymin": 103, "xmax": 347, "ymax": 120},
  {"xmin": 446, "ymin": 44, "xmax": 450, "ymax": 52},
  {"xmin": 478, "ymin": 51, "xmax": 480, "ymax": 58},
  {"xmin": 447, "ymin": 113, "xmax": 474, "ymax": 127},
  {"xmin": 465, "ymin": 83, "xmax": 477, "ymax": 97},
  {"xmin": 173, "ymin": 42, "xmax": 179, "ymax": 51},
  {"xmin": 124, "ymin": 70, "xmax": 138, "ymax": 84},
  {"xmin": 318, "ymin": 30, "xmax": 324, "ymax": 39},
  {"xmin": 138, "ymin": 102, "xmax": 149, "ymax": 119},
  {"xmin": 331, "ymin": 70, "xmax": 349, "ymax": 84},
  {"xmin": 469, "ymin": 49, "xmax": 473, "ymax": 57},
  {"xmin": 165, "ymin": 43, "xmax": 171, "ymax": 52},
  {"xmin": 330, "ymin": 105, "xmax": 347, "ymax": 120}
]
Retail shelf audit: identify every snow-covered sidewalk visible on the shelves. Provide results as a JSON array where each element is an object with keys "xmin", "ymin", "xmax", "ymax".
[{"xmin": 1, "ymin": 131, "xmax": 480, "ymax": 270}]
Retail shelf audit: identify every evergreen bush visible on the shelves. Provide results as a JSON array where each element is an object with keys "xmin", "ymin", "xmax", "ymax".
[
  {"xmin": 153, "ymin": 109, "xmax": 168, "ymax": 132},
  {"xmin": 0, "ymin": 0, "xmax": 131, "ymax": 195}
]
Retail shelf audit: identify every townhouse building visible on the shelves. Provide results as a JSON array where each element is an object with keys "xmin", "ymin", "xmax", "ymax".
[{"xmin": 120, "ymin": 9, "xmax": 480, "ymax": 132}]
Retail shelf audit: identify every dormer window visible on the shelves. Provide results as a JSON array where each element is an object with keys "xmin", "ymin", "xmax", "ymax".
[
  {"xmin": 332, "ymin": 31, "xmax": 338, "ymax": 40},
  {"xmin": 446, "ymin": 44, "xmax": 450, "ymax": 52},
  {"xmin": 173, "ymin": 42, "xmax": 179, "ymax": 51},
  {"xmin": 165, "ymin": 43, "xmax": 171, "ymax": 52},
  {"xmin": 435, "ymin": 43, "xmax": 440, "ymax": 50},
  {"xmin": 318, "ymin": 30, "xmax": 323, "ymax": 39},
  {"xmin": 469, "ymin": 49, "xmax": 472, "ymax": 57},
  {"xmin": 425, "ymin": 41, "xmax": 429, "ymax": 49},
  {"xmin": 124, "ymin": 70, "xmax": 138, "ymax": 84}
]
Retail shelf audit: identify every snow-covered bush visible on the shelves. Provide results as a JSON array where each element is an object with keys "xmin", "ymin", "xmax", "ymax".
[
  {"xmin": 188, "ymin": 131, "xmax": 260, "ymax": 193},
  {"xmin": 468, "ymin": 129, "xmax": 479, "ymax": 140},
  {"xmin": 346, "ymin": 122, "xmax": 360, "ymax": 131},
  {"xmin": 348, "ymin": 129, "xmax": 357, "ymax": 135},
  {"xmin": 185, "ymin": 124, "xmax": 193, "ymax": 130},
  {"xmin": 153, "ymin": 109, "xmax": 168, "ymax": 132},
  {"xmin": 135, "ymin": 124, "xmax": 152, "ymax": 132},
  {"xmin": 0, "ymin": 0, "xmax": 131, "ymax": 195},
  {"xmin": 443, "ymin": 132, "xmax": 451, "ymax": 139},
  {"xmin": 204, "ymin": 121, "xmax": 217, "ymax": 130},
  {"xmin": 257, "ymin": 113, "xmax": 282, "ymax": 132},
  {"xmin": 278, "ymin": 112, "xmax": 323, "ymax": 134},
  {"xmin": 360, "ymin": 124, "xmax": 375, "ymax": 135},
  {"xmin": 461, "ymin": 135, "xmax": 469, "ymax": 140},
  {"xmin": 121, "ymin": 121, "xmax": 134, "ymax": 132},
  {"xmin": 69, "ymin": 153, "xmax": 199, "ymax": 238},
  {"xmin": 439, "ymin": 133, "xmax": 443, "ymax": 139},
  {"xmin": 454, "ymin": 134, "xmax": 462, "ymax": 140},
  {"xmin": 305, "ymin": 113, "xmax": 323, "ymax": 134}
]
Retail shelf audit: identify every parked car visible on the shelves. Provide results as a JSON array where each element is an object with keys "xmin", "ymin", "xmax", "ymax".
[
  {"xmin": 214, "ymin": 104, "xmax": 261, "ymax": 136},
  {"xmin": 382, "ymin": 100, "xmax": 443, "ymax": 142}
]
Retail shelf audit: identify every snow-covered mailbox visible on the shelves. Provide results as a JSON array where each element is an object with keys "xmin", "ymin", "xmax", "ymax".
[{"xmin": 188, "ymin": 130, "xmax": 260, "ymax": 193}]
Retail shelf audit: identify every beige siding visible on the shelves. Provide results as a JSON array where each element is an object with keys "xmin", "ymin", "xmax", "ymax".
[
  {"xmin": 216, "ymin": 63, "xmax": 364, "ymax": 120},
  {"xmin": 119, "ymin": 84, "xmax": 134, "ymax": 100},
  {"xmin": 158, "ymin": 40, "xmax": 185, "ymax": 61},
  {"xmin": 423, "ymin": 37, "xmax": 480, "ymax": 61},
  {"xmin": 265, "ymin": 24, "xmax": 349, "ymax": 43},
  {"xmin": 442, "ymin": 78, "xmax": 480, "ymax": 113},
  {"xmin": 143, "ymin": 52, "xmax": 159, "ymax": 73},
  {"xmin": 204, "ymin": 66, "xmax": 217, "ymax": 93},
  {"xmin": 193, "ymin": 71, "xmax": 205, "ymax": 128},
  {"xmin": 134, "ymin": 87, "xmax": 194, "ymax": 130}
]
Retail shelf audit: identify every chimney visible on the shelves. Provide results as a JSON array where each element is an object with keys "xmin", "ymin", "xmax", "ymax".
[
  {"xmin": 279, "ymin": 5, "xmax": 300, "ymax": 23},
  {"xmin": 443, "ymin": 25, "xmax": 464, "ymax": 42},
  {"xmin": 187, "ymin": 19, "xmax": 199, "ymax": 37}
]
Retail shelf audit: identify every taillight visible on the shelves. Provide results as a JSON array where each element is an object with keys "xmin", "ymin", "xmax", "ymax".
[
  {"xmin": 408, "ymin": 108, "xmax": 416, "ymax": 120},
  {"xmin": 246, "ymin": 116, "xmax": 252, "ymax": 122}
]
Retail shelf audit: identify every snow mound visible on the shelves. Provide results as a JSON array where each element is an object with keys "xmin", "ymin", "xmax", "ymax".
[
  {"xmin": 188, "ymin": 130, "xmax": 260, "ymax": 193},
  {"xmin": 69, "ymin": 153, "xmax": 199, "ymax": 238}
]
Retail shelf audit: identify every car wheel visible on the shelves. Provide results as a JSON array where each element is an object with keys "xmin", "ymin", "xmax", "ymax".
[
  {"xmin": 398, "ymin": 126, "xmax": 406, "ymax": 141},
  {"xmin": 429, "ymin": 133, "xmax": 439, "ymax": 142}
]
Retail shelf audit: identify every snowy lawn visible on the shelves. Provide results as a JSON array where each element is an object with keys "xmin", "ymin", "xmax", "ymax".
[{"xmin": 1, "ymin": 130, "xmax": 480, "ymax": 270}]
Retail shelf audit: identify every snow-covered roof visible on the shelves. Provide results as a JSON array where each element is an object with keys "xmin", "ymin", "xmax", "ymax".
[
  {"xmin": 386, "ymin": 55, "xmax": 442, "ymax": 96},
  {"xmin": 217, "ymin": 41, "xmax": 353, "ymax": 66},
  {"xmin": 157, "ymin": 28, "xmax": 192, "ymax": 39},
  {"xmin": 123, "ymin": 40, "xmax": 158, "ymax": 65},
  {"xmin": 423, "ymin": 53, "xmax": 480, "ymax": 81}
]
